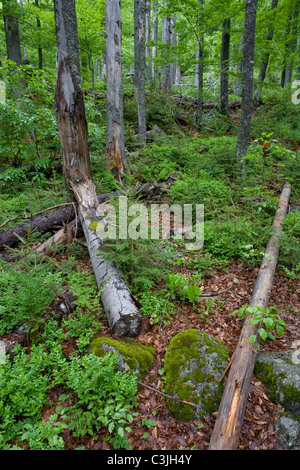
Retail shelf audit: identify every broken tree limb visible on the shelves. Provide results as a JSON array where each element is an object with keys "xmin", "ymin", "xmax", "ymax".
[
  {"xmin": 208, "ymin": 181, "xmax": 292, "ymax": 451},
  {"xmin": 54, "ymin": 0, "xmax": 142, "ymax": 337},
  {"xmin": 3, "ymin": 173, "xmax": 178, "ymax": 254},
  {"xmin": 0, "ymin": 204, "xmax": 76, "ymax": 251}
]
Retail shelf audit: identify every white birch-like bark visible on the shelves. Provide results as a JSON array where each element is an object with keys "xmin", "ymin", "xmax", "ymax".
[{"xmin": 105, "ymin": 0, "xmax": 126, "ymax": 180}]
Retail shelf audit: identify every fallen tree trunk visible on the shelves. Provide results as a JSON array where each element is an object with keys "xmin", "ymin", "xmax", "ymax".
[
  {"xmin": 54, "ymin": 0, "xmax": 142, "ymax": 337},
  {"xmin": 208, "ymin": 181, "xmax": 292, "ymax": 450},
  {"xmin": 0, "ymin": 174, "xmax": 178, "ymax": 252},
  {"xmin": 0, "ymin": 205, "xmax": 76, "ymax": 251}
]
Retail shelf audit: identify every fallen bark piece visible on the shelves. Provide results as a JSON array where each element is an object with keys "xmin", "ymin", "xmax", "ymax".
[{"xmin": 208, "ymin": 181, "xmax": 292, "ymax": 451}]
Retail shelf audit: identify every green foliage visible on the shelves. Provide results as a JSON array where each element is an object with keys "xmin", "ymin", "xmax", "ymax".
[
  {"xmin": 169, "ymin": 173, "xmax": 232, "ymax": 220},
  {"xmin": 0, "ymin": 343, "xmax": 138, "ymax": 450},
  {"xmin": 232, "ymin": 305, "xmax": 287, "ymax": 345},
  {"xmin": 55, "ymin": 352, "xmax": 138, "ymax": 449},
  {"xmin": 279, "ymin": 210, "xmax": 300, "ymax": 278},
  {"xmin": 0, "ymin": 252, "xmax": 63, "ymax": 340},
  {"xmin": 139, "ymin": 289, "xmax": 176, "ymax": 325}
]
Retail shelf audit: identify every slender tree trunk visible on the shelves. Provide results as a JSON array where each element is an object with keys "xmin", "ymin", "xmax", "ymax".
[
  {"xmin": 235, "ymin": 23, "xmax": 243, "ymax": 97},
  {"xmin": 54, "ymin": 0, "xmax": 142, "ymax": 337},
  {"xmin": 254, "ymin": 0, "xmax": 278, "ymax": 104},
  {"xmin": 105, "ymin": 0, "xmax": 125, "ymax": 180},
  {"xmin": 235, "ymin": 0, "xmax": 258, "ymax": 164},
  {"xmin": 161, "ymin": 3, "xmax": 171, "ymax": 91},
  {"xmin": 145, "ymin": 0, "xmax": 151, "ymax": 81},
  {"xmin": 35, "ymin": 0, "xmax": 43, "ymax": 69},
  {"xmin": 220, "ymin": 18, "xmax": 231, "ymax": 116},
  {"xmin": 195, "ymin": 0, "xmax": 205, "ymax": 130},
  {"xmin": 170, "ymin": 16, "xmax": 176, "ymax": 86},
  {"xmin": 134, "ymin": 0, "xmax": 147, "ymax": 143},
  {"xmin": 152, "ymin": 1, "xmax": 158, "ymax": 79},
  {"xmin": 3, "ymin": 0, "xmax": 22, "ymax": 65},
  {"xmin": 2, "ymin": 0, "xmax": 26, "ymax": 94},
  {"xmin": 284, "ymin": 0, "xmax": 300, "ymax": 86}
]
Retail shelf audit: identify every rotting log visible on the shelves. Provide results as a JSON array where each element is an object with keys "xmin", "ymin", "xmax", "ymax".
[
  {"xmin": 208, "ymin": 181, "xmax": 292, "ymax": 451},
  {"xmin": 0, "ymin": 205, "xmax": 76, "ymax": 250},
  {"xmin": 1, "ymin": 174, "xmax": 178, "ymax": 254},
  {"xmin": 54, "ymin": 0, "xmax": 142, "ymax": 337}
]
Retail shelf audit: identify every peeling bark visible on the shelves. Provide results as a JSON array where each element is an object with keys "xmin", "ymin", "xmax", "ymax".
[
  {"xmin": 54, "ymin": 0, "xmax": 142, "ymax": 337},
  {"xmin": 105, "ymin": 0, "xmax": 126, "ymax": 179}
]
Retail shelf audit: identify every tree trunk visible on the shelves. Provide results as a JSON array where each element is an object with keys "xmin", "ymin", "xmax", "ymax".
[
  {"xmin": 254, "ymin": 0, "xmax": 278, "ymax": 104},
  {"xmin": 0, "ymin": 205, "xmax": 76, "ymax": 251},
  {"xmin": 284, "ymin": 0, "xmax": 300, "ymax": 87},
  {"xmin": 134, "ymin": 0, "xmax": 147, "ymax": 143},
  {"xmin": 195, "ymin": 0, "xmax": 205, "ymax": 130},
  {"xmin": 54, "ymin": 0, "xmax": 142, "ymax": 337},
  {"xmin": 208, "ymin": 182, "xmax": 292, "ymax": 450},
  {"xmin": 235, "ymin": 0, "xmax": 258, "ymax": 164},
  {"xmin": 2, "ymin": 0, "xmax": 25, "ymax": 94},
  {"xmin": 35, "ymin": 0, "xmax": 43, "ymax": 69},
  {"xmin": 170, "ymin": 17, "xmax": 176, "ymax": 86},
  {"xmin": 152, "ymin": 1, "xmax": 158, "ymax": 79},
  {"xmin": 220, "ymin": 18, "xmax": 231, "ymax": 116},
  {"xmin": 145, "ymin": 0, "xmax": 151, "ymax": 81},
  {"xmin": 235, "ymin": 23, "xmax": 243, "ymax": 97},
  {"xmin": 0, "ymin": 174, "xmax": 178, "ymax": 252},
  {"xmin": 3, "ymin": 0, "xmax": 22, "ymax": 66},
  {"xmin": 105, "ymin": 0, "xmax": 126, "ymax": 181},
  {"xmin": 161, "ymin": 5, "xmax": 171, "ymax": 91}
]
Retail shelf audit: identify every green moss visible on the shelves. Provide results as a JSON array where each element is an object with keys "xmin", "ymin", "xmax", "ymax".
[
  {"xmin": 89, "ymin": 336, "xmax": 155, "ymax": 381},
  {"xmin": 164, "ymin": 329, "xmax": 229, "ymax": 421},
  {"xmin": 254, "ymin": 359, "xmax": 300, "ymax": 411}
]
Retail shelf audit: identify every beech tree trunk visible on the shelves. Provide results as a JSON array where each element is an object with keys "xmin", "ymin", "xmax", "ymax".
[
  {"xmin": 284, "ymin": 0, "xmax": 300, "ymax": 87},
  {"xmin": 195, "ymin": 0, "xmax": 205, "ymax": 130},
  {"xmin": 134, "ymin": 0, "xmax": 147, "ymax": 143},
  {"xmin": 161, "ymin": 5, "xmax": 171, "ymax": 91},
  {"xmin": 145, "ymin": 0, "xmax": 151, "ymax": 81},
  {"xmin": 220, "ymin": 18, "xmax": 231, "ymax": 116},
  {"xmin": 235, "ymin": 0, "xmax": 258, "ymax": 164},
  {"xmin": 3, "ymin": 0, "xmax": 22, "ymax": 65},
  {"xmin": 54, "ymin": 0, "xmax": 142, "ymax": 337},
  {"xmin": 105, "ymin": 0, "xmax": 126, "ymax": 180},
  {"xmin": 152, "ymin": 1, "xmax": 158, "ymax": 79},
  {"xmin": 208, "ymin": 182, "xmax": 292, "ymax": 450}
]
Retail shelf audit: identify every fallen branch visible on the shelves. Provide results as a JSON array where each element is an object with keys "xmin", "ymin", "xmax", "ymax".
[
  {"xmin": 0, "ymin": 204, "xmax": 76, "ymax": 251},
  {"xmin": 208, "ymin": 182, "xmax": 292, "ymax": 450},
  {"xmin": 0, "ymin": 174, "xmax": 178, "ymax": 252},
  {"xmin": 137, "ymin": 380, "xmax": 197, "ymax": 408}
]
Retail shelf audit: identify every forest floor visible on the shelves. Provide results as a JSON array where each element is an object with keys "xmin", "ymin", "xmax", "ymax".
[{"xmin": 4, "ymin": 245, "xmax": 299, "ymax": 451}]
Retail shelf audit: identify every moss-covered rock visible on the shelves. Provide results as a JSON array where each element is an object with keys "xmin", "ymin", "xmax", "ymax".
[
  {"xmin": 254, "ymin": 351, "xmax": 300, "ymax": 417},
  {"xmin": 164, "ymin": 329, "xmax": 229, "ymax": 421},
  {"xmin": 88, "ymin": 336, "xmax": 155, "ymax": 381}
]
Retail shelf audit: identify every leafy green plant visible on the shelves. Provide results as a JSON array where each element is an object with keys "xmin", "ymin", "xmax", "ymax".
[
  {"xmin": 232, "ymin": 305, "xmax": 287, "ymax": 346},
  {"xmin": 0, "ymin": 252, "xmax": 63, "ymax": 341},
  {"xmin": 139, "ymin": 289, "xmax": 176, "ymax": 326}
]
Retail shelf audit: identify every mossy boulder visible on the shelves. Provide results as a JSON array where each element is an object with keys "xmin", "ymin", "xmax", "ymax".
[
  {"xmin": 164, "ymin": 329, "xmax": 229, "ymax": 421},
  {"xmin": 88, "ymin": 336, "xmax": 155, "ymax": 381},
  {"xmin": 275, "ymin": 415, "xmax": 300, "ymax": 450},
  {"xmin": 254, "ymin": 351, "xmax": 300, "ymax": 417}
]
